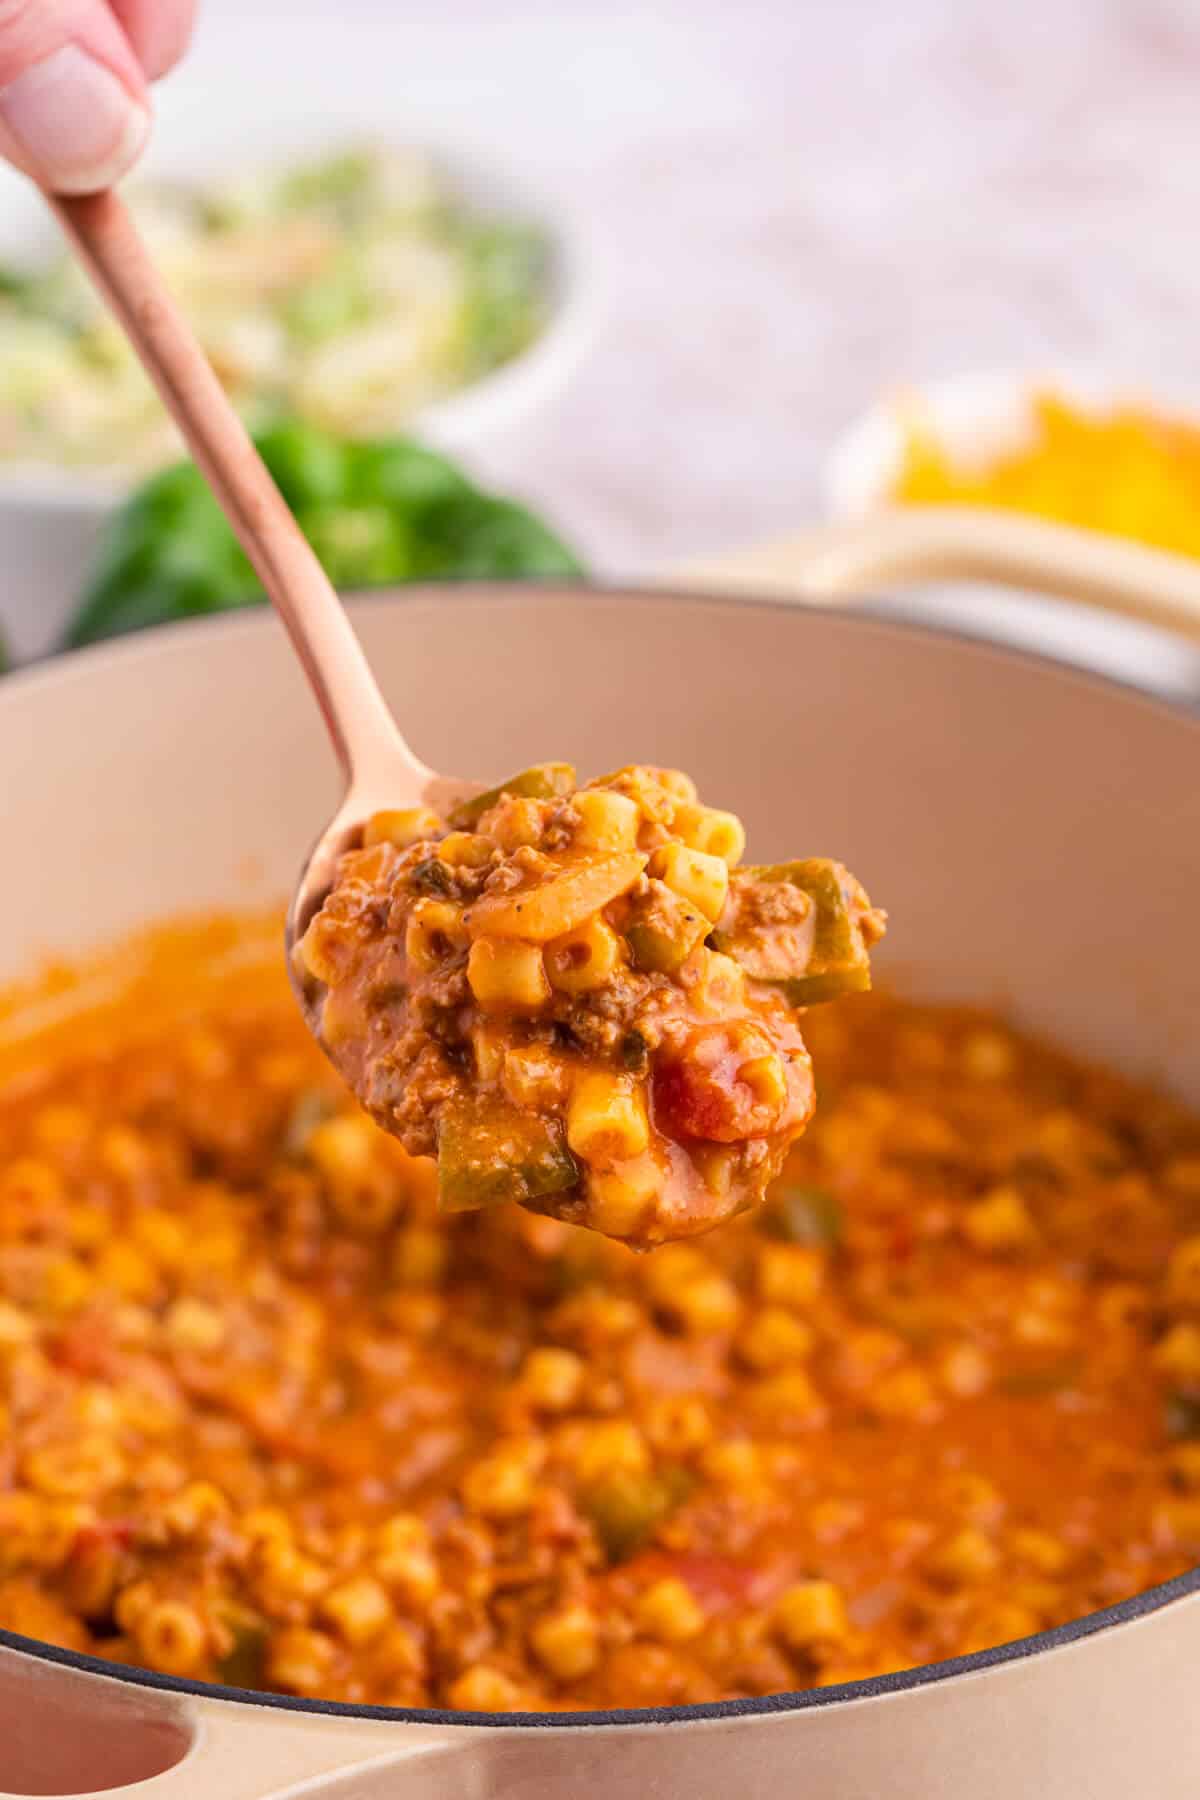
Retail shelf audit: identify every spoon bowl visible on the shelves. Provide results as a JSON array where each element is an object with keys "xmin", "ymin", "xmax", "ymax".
[{"xmin": 284, "ymin": 764, "xmax": 479, "ymax": 1034}]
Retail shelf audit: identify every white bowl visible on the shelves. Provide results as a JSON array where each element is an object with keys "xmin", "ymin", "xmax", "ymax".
[
  {"xmin": 822, "ymin": 366, "xmax": 1200, "ymax": 521},
  {"xmin": 816, "ymin": 368, "xmax": 1200, "ymax": 698},
  {"xmin": 0, "ymin": 143, "xmax": 595, "ymax": 665}
]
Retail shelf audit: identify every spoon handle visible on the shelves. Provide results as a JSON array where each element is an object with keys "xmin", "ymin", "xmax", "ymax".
[{"xmin": 48, "ymin": 188, "xmax": 425, "ymax": 788}]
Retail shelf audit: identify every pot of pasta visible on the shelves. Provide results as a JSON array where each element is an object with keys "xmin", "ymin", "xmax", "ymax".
[{"xmin": 1, "ymin": 532, "xmax": 1199, "ymax": 1796}]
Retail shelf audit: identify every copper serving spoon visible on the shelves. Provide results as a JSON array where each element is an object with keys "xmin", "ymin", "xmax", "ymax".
[{"xmin": 49, "ymin": 189, "xmax": 477, "ymax": 1028}]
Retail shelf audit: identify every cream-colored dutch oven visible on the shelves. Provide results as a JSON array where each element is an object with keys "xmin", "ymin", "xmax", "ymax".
[{"xmin": 2, "ymin": 509, "xmax": 1200, "ymax": 1799}]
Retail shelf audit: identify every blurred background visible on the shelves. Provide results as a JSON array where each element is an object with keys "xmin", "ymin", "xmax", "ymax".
[{"xmin": 4, "ymin": 0, "xmax": 1200, "ymax": 681}]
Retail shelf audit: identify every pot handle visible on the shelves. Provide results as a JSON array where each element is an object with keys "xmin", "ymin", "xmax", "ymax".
[
  {"xmin": 123, "ymin": 1696, "xmax": 426, "ymax": 1799},
  {"xmin": 14, "ymin": 1679, "xmax": 464, "ymax": 1800},
  {"xmin": 675, "ymin": 504, "xmax": 1200, "ymax": 642}
]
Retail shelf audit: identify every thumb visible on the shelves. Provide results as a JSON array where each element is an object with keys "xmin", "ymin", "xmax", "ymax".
[{"xmin": 0, "ymin": 0, "xmax": 150, "ymax": 195}]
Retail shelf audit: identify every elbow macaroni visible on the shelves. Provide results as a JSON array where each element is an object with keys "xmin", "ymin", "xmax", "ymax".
[
  {"xmin": 567, "ymin": 1071, "xmax": 650, "ymax": 1166},
  {"xmin": 467, "ymin": 938, "xmax": 550, "ymax": 1012},
  {"xmin": 648, "ymin": 842, "xmax": 729, "ymax": 922},
  {"xmin": 545, "ymin": 916, "xmax": 624, "ymax": 995},
  {"xmin": 671, "ymin": 804, "xmax": 746, "ymax": 865}
]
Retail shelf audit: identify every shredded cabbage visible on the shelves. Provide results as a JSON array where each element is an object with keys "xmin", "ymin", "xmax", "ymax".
[{"xmin": 0, "ymin": 146, "xmax": 550, "ymax": 474}]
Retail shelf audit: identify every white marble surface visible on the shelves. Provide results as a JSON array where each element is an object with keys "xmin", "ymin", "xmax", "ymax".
[
  {"xmin": 11, "ymin": 0, "xmax": 1200, "ymax": 682},
  {"xmin": 142, "ymin": 0, "xmax": 1200, "ymax": 576}
]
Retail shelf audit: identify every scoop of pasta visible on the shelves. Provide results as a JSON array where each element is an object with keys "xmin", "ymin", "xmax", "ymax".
[{"xmin": 295, "ymin": 763, "xmax": 885, "ymax": 1247}]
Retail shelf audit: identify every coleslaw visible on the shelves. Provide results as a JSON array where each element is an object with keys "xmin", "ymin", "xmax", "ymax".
[{"xmin": 0, "ymin": 146, "xmax": 551, "ymax": 475}]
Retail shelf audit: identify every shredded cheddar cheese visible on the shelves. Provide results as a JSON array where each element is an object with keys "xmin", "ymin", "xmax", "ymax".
[{"xmin": 893, "ymin": 392, "xmax": 1200, "ymax": 558}]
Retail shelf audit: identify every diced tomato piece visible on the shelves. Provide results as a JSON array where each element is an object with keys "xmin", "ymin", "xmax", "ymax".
[
  {"xmin": 47, "ymin": 1318, "xmax": 119, "ymax": 1379},
  {"xmin": 70, "ymin": 1517, "xmax": 135, "ymax": 1556},
  {"xmin": 626, "ymin": 1550, "xmax": 792, "ymax": 1613},
  {"xmin": 653, "ymin": 1024, "xmax": 811, "ymax": 1143}
]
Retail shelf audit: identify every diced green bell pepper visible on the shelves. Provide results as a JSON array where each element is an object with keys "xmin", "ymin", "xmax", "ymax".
[
  {"xmin": 763, "ymin": 1183, "xmax": 843, "ymax": 1247},
  {"xmin": 448, "ymin": 762, "xmax": 576, "ymax": 830},
  {"xmin": 215, "ymin": 1621, "xmax": 268, "ymax": 1688},
  {"xmin": 714, "ymin": 859, "xmax": 875, "ymax": 1006},
  {"xmin": 580, "ymin": 1464, "xmax": 694, "ymax": 1563},
  {"xmin": 623, "ymin": 880, "xmax": 709, "ymax": 974},
  {"xmin": 437, "ymin": 1094, "xmax": 579, "ymax": 1213}
]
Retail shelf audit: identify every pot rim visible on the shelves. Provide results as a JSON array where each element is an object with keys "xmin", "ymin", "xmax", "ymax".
[
  {"xmin": 4, "ymin": 578, "xmax": 1198, "ymax": 1728},
  {"xmin": 8, "ymin": 576, "xmax": 1200, "ymax": 720},
  {"xmin": 4, "ymin": 1565, "xmax": 1199, "ymax": 1728}
]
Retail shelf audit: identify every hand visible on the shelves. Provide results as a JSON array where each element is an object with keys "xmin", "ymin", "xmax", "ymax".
[{"xmin": 0, "ymin": 0, "xmax": 195, "ymax": 194}]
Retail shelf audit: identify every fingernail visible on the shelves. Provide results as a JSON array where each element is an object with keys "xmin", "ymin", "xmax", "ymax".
[{"xmin": 0, "ymin": 45, "xmax": 149, "ymax": 193}]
